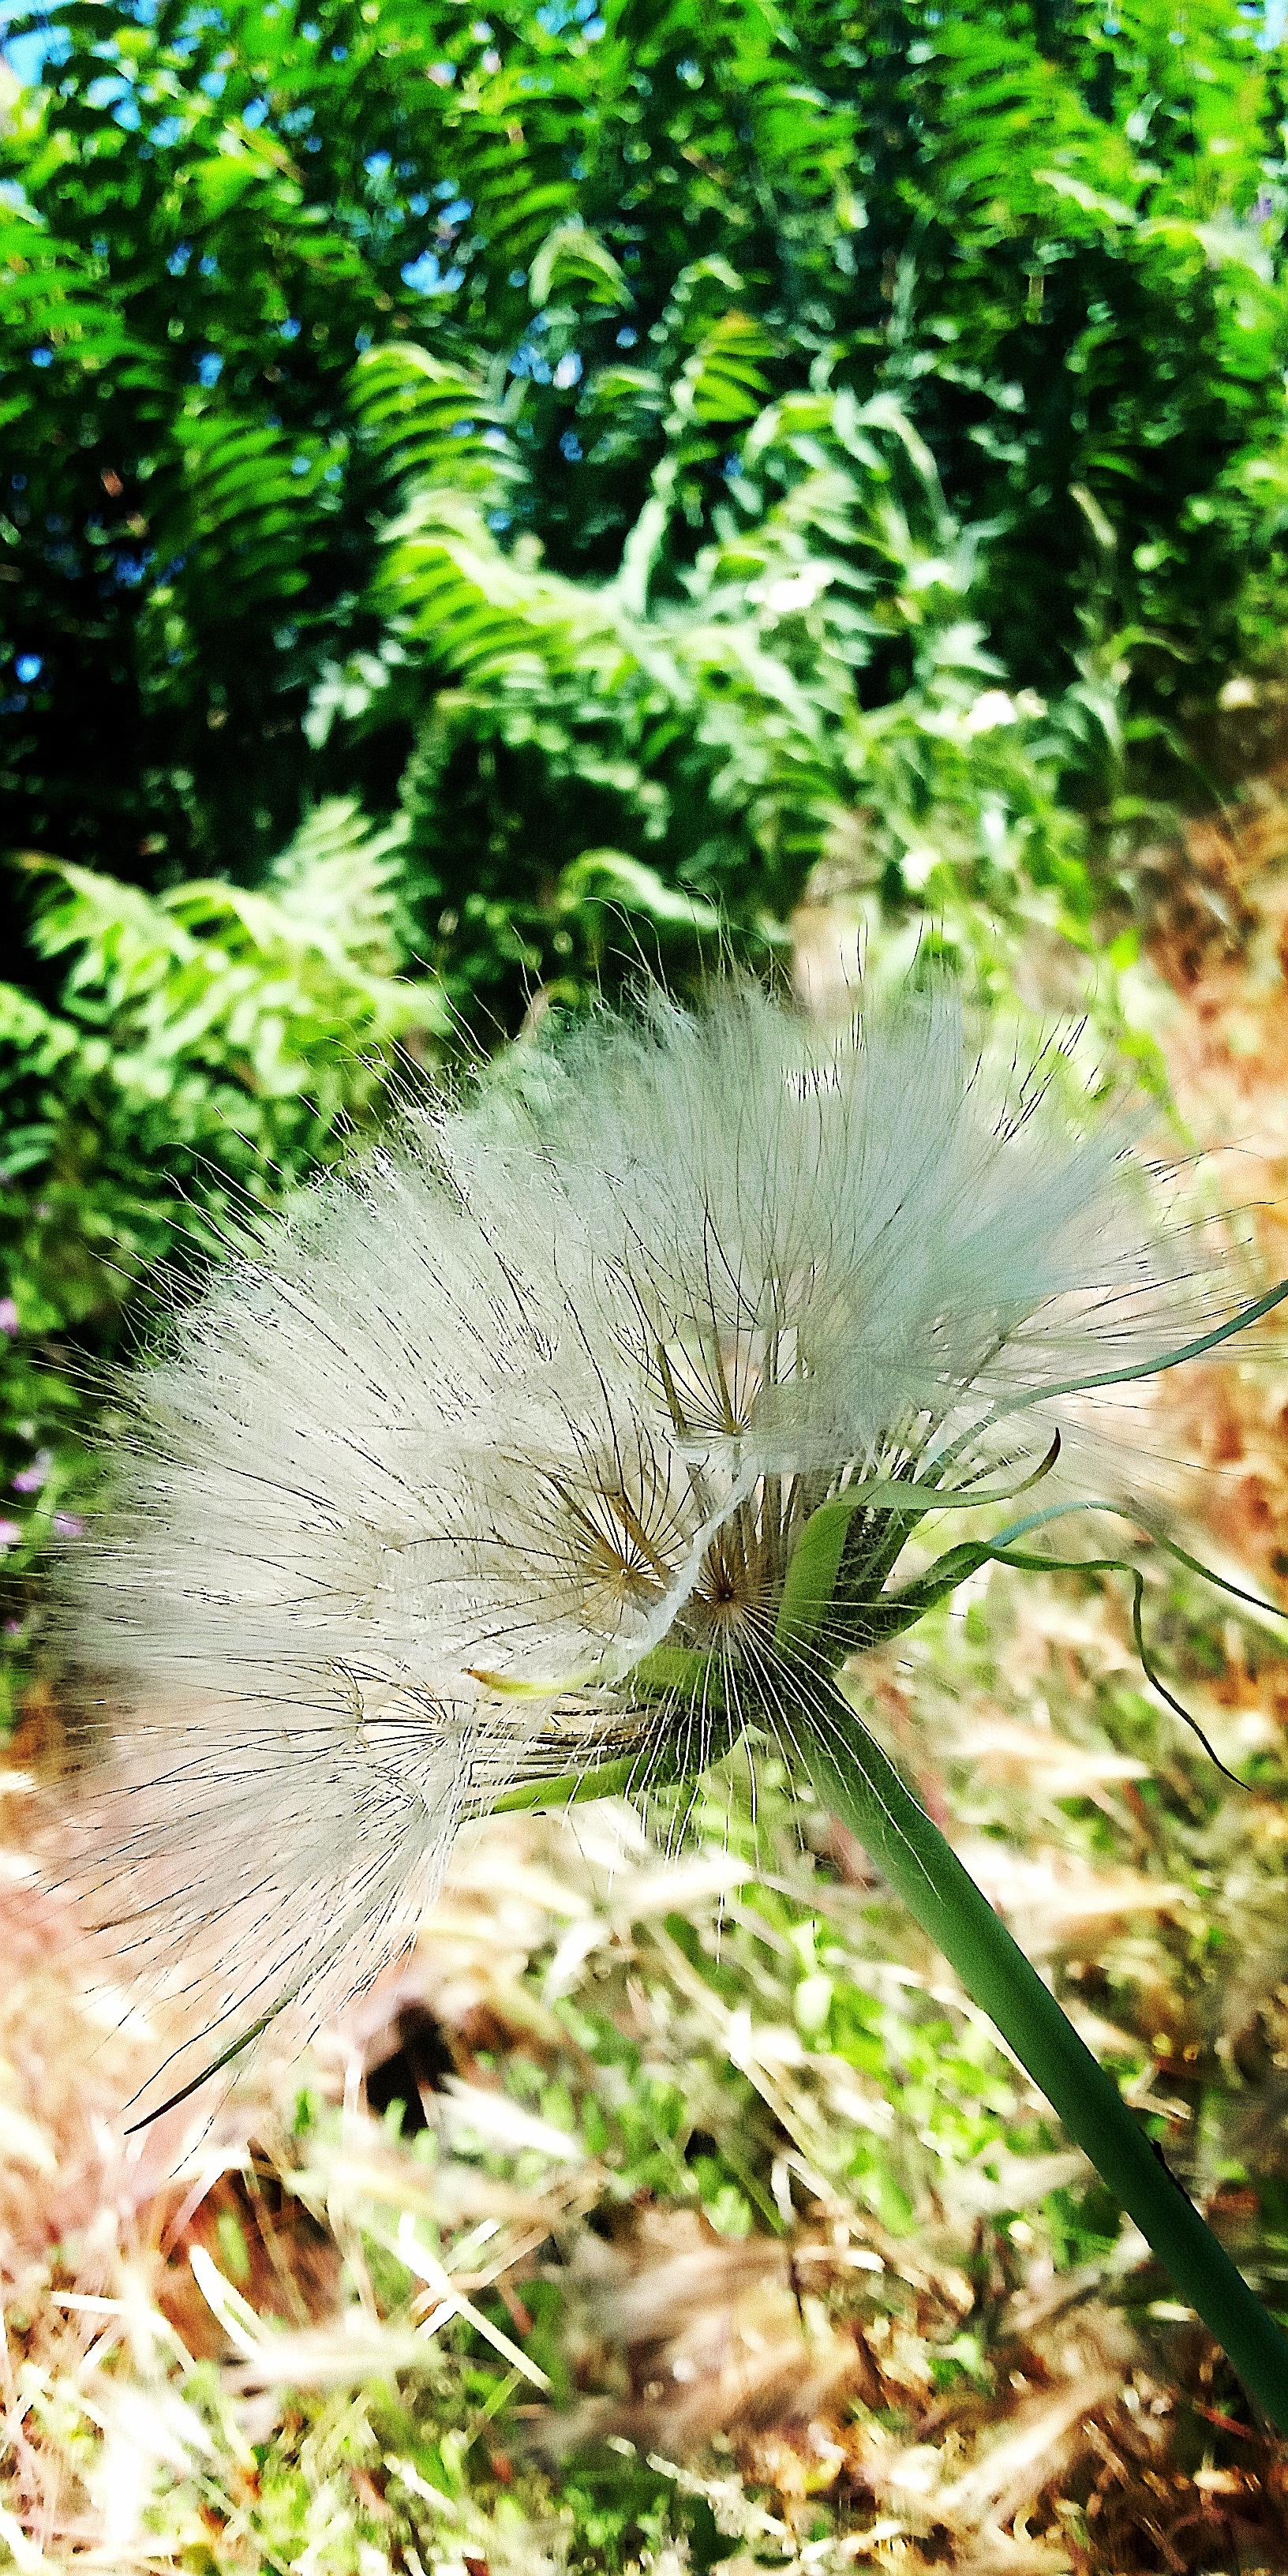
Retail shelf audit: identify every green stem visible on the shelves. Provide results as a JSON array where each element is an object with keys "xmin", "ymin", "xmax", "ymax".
[{"xmin": 799, "ymin": 1697, "xmax": 1288, "ymax": 2432}]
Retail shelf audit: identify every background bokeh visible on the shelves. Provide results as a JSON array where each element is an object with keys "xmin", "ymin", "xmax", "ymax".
[{"xmin": 7, "ymin": 3, "xmax": 1288, "ymax": 2568}]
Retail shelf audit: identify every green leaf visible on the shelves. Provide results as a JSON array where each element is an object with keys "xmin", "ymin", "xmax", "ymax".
[{"xmin": 529, "ymin": 219, "xmax": 631, "ymax": 311}]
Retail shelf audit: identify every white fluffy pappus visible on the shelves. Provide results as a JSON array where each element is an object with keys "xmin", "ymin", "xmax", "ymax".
[{"xmin": 51, "ymin": 980, "xmax": 1265, "ymax": 2120}]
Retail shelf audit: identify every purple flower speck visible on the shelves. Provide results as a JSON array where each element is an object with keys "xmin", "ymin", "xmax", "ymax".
[
  {"xmin": 0, "ymin": 1298, "xmax": 17, "ymax": 1335},
  {"xmin": 12, "ymin": 1448, "xmax": 52, "ymax": 1495},
  {"xmin": 53, "ymin": 1511, "xmax": 84, "ymax": 1538},
  {"xmin": 0, "ymin": 1518, "xmax": 21, "ymax": 1549}
]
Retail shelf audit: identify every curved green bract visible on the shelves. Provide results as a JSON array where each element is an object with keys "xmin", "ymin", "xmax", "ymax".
[
  {"xmin": 991, "ymin": 1546, "xmax": 1248, "ymax": 1786},
  {"xmin": 773, "ymin": 1494, "xmax": 863, "ymax": 1659},
  {"xmin": 999, "ymin": 1276, "xmax": 1288, "ymax": 1413},
  {"xmin": 770, "ymin": 1438, "xmax": 1068, "ymax": 1667},
  {"xmin": 489, "ymin": 1754, "xmax": 644, "ymax": 1815},
  {"xmin": 631, "ymin": 1640, "xmax": 726, "ymax": 1702}
]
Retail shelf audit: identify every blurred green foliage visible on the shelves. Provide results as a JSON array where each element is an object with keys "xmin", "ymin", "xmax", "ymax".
[
  {"xmin": 5, "ymin": 0, "xmax": 1286, "ymax": 915},
  {"xmin": 0, "ymin": 799, "xmax": 443, "ymax": 1694},
  {"xmin": 2, "ymin": 0, "xmax": 1288, "ymax": 1646}
]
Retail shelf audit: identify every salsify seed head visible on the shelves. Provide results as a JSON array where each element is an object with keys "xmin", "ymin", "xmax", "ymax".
[{"xmin": 52, "ymin": 979, "xmax": 1251, "ymax": 2114}]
